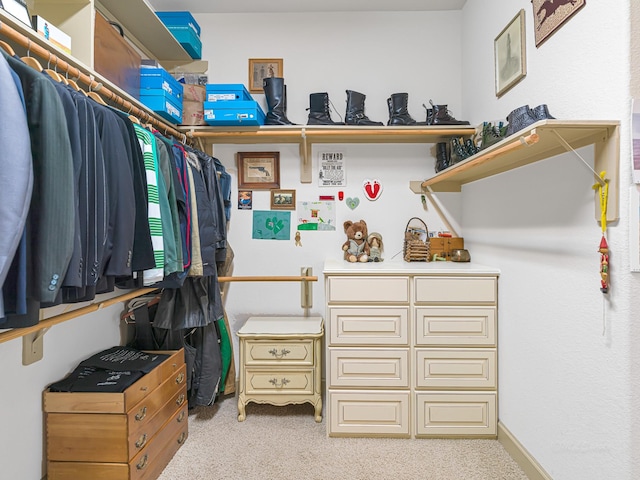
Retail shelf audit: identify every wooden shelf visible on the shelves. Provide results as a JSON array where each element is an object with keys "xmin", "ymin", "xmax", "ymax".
[
  {"xmin": 184, "ymin": 124, "xmax": 476, "ymax": 183},
  {"xmin": 410, "ymin": 120, "xmax": 620, "ymax": 222},
  {"xmin": 96, "ymin": 0, "xmax": 193, "ymax": 64}
]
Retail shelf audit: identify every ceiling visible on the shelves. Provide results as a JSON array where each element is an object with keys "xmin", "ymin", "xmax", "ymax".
[{"xmin": 147, "ymin": 0, "xmax": 468, "ymax": 14}]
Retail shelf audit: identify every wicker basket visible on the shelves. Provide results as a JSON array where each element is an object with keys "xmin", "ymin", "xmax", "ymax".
[{"xmin": 403, "ymin": 217, "xmax": 431, "ymax": 262}]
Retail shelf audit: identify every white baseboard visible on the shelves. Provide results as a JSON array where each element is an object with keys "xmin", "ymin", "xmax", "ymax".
[{"xmin": 498, "ymin": 422, "xmax": 554, "ymax": 480}]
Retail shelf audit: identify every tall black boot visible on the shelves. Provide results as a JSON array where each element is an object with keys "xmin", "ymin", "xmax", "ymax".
[
  {"xmin": 387, "ymin": 93, "xmax": 417, "ymax": 126},
  {"xmin": 430, "ymin": 100, "xmax": 470, "ymax": 125},
  {"xmin": 345, "ymin": 90, "xmax": 383, "ymax": 126},
  {"xmin": 434, "ymin": 142, "xmax": 450, "ymax": 173},
  {"xmin": 263, "ymin": 77, "xmax": 295, "ymax": 125},
  {"xmin": 307, "ymin": 92, "xmax": 344, "ymax": 125}
]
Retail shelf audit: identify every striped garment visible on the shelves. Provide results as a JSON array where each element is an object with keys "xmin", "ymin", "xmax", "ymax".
[{"xmin": 134, "ymin": 124, "xmax": 164, "ymax": 285}]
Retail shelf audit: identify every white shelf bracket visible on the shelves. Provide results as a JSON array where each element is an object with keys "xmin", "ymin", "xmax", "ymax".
[{"xmin": 300, "ymin": 266, "xmax": 313, "ymax": 316}]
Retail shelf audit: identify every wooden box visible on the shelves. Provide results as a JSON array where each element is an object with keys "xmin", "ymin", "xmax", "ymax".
[
  {"xmin": 45, "ymin": 350, "xmax": 187, "ymax": 480},
  {"xmin": 429, "ymin": 237, "xmax": 464, "ymax": 260}
]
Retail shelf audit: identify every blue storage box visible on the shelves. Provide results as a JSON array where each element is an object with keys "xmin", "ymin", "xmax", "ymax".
[
  {"xmin": 206, "ymin": 83, "xmax": 252, "ymax": 102},
  {"xmin": 156, "ymin": 11, "xmax": 201, "ymax": 37},
  {"xmin": 203, "ymin": 100, "xmax": 265, "ymax": 126},
  {"xmin": 140, "ymin": 91, "xmax": 183, "ymax": 125},
  {"xmin": 165, "ymin": 25, "xmax": 202, "ymax": 59},
  {"xmin": 140, "ymin": 68, "xmax": 183, "ymax": 104}
]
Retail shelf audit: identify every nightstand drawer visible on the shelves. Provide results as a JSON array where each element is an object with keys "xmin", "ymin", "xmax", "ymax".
[
  {"xmin": 244, "ymin": 368, "xmax": 315, "ymax": 395},
  {"xmin": 329, "ymin": 349, "xmax": 410, "ymax": 388},
  {"xmin": 414, "ymin": 277, "xmax": 496, "ymax": 304},
  {"xmin": 415, "ymin": 307, "xmax": 496, "ymax": 346},
  {"xmin": 244, "ymin": 339, "xmax": 315, "ymax": 365},
  {"xmin": 327, "ymin": 276, "xmax": 410, "ymax": 304},
  {"xmin": 329, "ymin": 391, "xmax": 410, "ymax": 437},
  {"xmin": 329, "ymin": 307, "xmax": 409, "ymax": 345},
  {"xmin": 415, "ymin": 349, "xmax": 496, "ymax": 389},
  {"xmin": 415, "ymin": 392, "xmax": 496, "ymax": 437}
]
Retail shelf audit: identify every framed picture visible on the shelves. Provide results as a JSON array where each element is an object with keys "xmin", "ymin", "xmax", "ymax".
[
  {"xmin": 0, "ymin": 0, "xmax": 32, "ymax": 28},
  {"xmin": 494, "ymin": 9, "xmax": 526, "ymax": 98},
  {"xmin": 532, "ymin": 0, "xmax": 586, "ymax": 47},
  {"xmin": 248, "ymin": 58, "xmax": 283, "ymax": 93},
  {"xmin": 237, "ymin": 152, "xmax": 280, "ymax": 190},
  {"xmin": 270, "ymin": 189, "xmax": 296, "ymax": 210}
]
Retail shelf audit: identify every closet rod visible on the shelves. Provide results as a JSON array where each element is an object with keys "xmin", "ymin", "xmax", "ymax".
[
  {"xmin": 0, "ymin": 20, "xmax": 187, "ymax": 144},
  {"xmin": 0, "ymin": 275, "xmax": 318, "ymax": 344},
  {"xmin": 0, "ymin": 288, "xmax": 159, "ymax": 345}
]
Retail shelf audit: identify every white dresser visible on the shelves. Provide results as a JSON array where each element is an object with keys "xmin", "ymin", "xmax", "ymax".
[
  {"xmin": 236, "ymin": 316, "xmax": 324, "ymax": 422},
  {"xmin": 324, "ymin": 259, "xmax": 499, "ymax": 438}
]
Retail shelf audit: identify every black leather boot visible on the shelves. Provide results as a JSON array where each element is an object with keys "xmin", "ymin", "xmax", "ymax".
[
  {"xmin": 263, "ymin": 77, "xmax": 295, "ymax": 125},
  {"xmin": 423, "ymin": 104, "xmax": 434, "ymax": 125},
  {"xmin": 387, "ymin": 93, "xmax": 417, "ymax": 126},
  {"xmin": 505, "ymin": 105, "xmax": 536, "ymax": 136},
  {"xmin": 345, "ymin": 90, "xmax": 384, "ymax": 126},
  {"xmin": 307, "ymin": 92, "xmax": 344, "ymax": 125},
  {"xmin": 429, "ymin": 100, "xmax": 470, "ymax": 125},
  {"xmin": 434, "ymin": 142, "xmax": 450, "ymax": 173}
]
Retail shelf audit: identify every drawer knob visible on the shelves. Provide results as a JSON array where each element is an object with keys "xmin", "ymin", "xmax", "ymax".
[
  {"xmin": 134, "ymin": 406, "xmax": 147, "ymax": 422},
  {"xmin": 268, "ymin": 348, "xmax": 291, "ymax": 358},
  {"xmin": 269, "ymin": 378, "xmax": 290, "ymax": 388},
  {"xmin": 135, "ymin": 433, "xmax": 147, "ymax": 449},
  {"xmin": 177, "ymin": 410, "xmax": 186, "ymax": 423},
  {"xmin": 136, "ymin": 454, "xmax": 148, "ymax": 470},
  {"xmin": 175, "ymin": 372, "xmax": 185, "ymax": 384},
  {"xmin": 177, "ymin": 432, "xmax": 187, "ymax": 445},
  {"xmin": 176, "ymin": 393, "xmax": 186, "ymax": 406}
]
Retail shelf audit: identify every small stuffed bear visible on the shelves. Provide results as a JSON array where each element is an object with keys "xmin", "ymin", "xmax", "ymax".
[{"xmin": 342, "ymin": 220, "xmax": 370, "ymax": 263}]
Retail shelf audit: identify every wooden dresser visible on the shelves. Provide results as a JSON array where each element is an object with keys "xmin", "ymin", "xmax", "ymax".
[
  {"xmin": 44, "ymin": 349, "xmax": 188, "ymax": 480},
  {"xmin": 324, "ymin": 259, "xmax": 499, "ymax": 438},
  {"xmin": 237, "ymin": 316, "xmax": 324, "ymax": 422}
]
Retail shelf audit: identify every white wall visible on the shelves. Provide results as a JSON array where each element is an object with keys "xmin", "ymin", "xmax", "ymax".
[{"xmin": 461, "ymin": 1, "xmax": 637, "ymax": 480}]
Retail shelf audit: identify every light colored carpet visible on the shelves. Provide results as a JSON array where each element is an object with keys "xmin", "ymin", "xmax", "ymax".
[{"xmin": 158, "ymin": 395, "xmax": 529, "ymax": 480}]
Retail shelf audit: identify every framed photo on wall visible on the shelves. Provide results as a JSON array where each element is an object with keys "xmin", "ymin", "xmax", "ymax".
[
  {"xmin": 531, "ymin": 0, "xmax": 586, "ymax": 47},
  {"xmin": 270, "ymin": 189, "xmax": 296, "ymax": 210},
  {"xmin": 248, "ymin": 58, "xmax": 283, "ymax": 93},
  {"xmin": 237, "ymin": 151, "xmax": 280, "ymax": 190},
  {"xmin": 494, "ymin": 9, "xmax": 526, "ymax": 97}
]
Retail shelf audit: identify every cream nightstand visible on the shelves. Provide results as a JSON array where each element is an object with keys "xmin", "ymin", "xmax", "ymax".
[{"xmin": 236, "ymin": 316, "xmax": 324, "ymax": 422}]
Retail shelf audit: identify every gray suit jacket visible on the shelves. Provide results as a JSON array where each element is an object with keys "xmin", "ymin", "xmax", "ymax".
[{"xmin": 0, "ymin": 54, "xmax": 33, "ymax": 317}]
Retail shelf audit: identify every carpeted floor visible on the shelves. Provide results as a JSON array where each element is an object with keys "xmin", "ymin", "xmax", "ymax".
[{"xmin": 157, "ymin": 395, "xmax": 529, "ymax": 480}]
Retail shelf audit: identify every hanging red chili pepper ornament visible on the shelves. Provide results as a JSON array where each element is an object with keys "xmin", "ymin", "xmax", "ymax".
[
  {"xmin": 598, "ymin": 236, "xmax": 609, "ymax": 294},
  {"xmin": 593, "ymin": 171, "xmax": 609, "ymax": 294}
]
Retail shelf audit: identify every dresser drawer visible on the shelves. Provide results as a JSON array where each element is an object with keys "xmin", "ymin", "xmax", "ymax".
[
  {"xmin": 415, "ymin": 307, "xmax": 496, "ymax": 346},
  {"xmin": 47, "ymin": 405, "xmax": 188, "ymax": 480},
  {"xmin": 415, "ymin": 349, "xmax": 496, "ymax": 389},
  {"xmin": 244, "ymin": 368, "xmax": 316, "ymax": 395},
  {"xmin": 329, "ymin": 348, "xmax": 410, "ymax": 388},
  {"xmin": 414, "ymin": 276, "xmax": 496, "ymax": 304},
  {"xmin": 328, "ymin": 391, "xmax": 410, "ymax": 437},
  {"xmin": 244, "ymin": 339, "xmax": 315, "ymax": 365},
  {"xmin": 415, "ymin": 392, "xmax": 496, "ymax": 437},
  {"xmin": 329, "ymin": 307, "xmax": 409, "ymax": 345},
  {"xmin": 327, "ymin": 276, "xmax": 410, "ymax": 304}
]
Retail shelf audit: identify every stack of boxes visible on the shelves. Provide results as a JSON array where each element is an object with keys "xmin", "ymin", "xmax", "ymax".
[
  {"xmin": 156, "ymin": 11, "xmax": 202, "ymax": 60},
  {"xmin": 140, "ymin": 67, "xmax": 183, "ymax": 124},
  {"xmin": 203, "ymin": 84, "xmax": 266, "ymax": 126}
]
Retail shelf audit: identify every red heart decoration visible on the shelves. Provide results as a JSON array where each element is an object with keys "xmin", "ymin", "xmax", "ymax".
[{"xmin": 363, "ymin": 179, "xmax": 382, "ymax": 201}]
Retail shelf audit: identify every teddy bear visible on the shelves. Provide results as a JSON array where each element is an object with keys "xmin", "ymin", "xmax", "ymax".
[{"xmin": 342, "ymin": 220, "xmax": 370, "ymax": 263}]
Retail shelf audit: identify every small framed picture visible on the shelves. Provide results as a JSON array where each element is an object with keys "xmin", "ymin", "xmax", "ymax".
[
  {"xmin": 494, "ymin": 9, "xmax": 526, "ymax": 97},
  {"xmin": 0, "ymin": 0, "xmax": 32, "ymax": 29},
  {"xmin": 270, "ymin": 189, "xmax": 296, "ymax": 210},
  {"xmin": 237, "ymin": 151, "xmax": 280, "ymax": 190},
  {"xmin": 248, "ymin": 58, "xmax": 283, "ymax": 93},
  {"xmin": 532, "ymin": 0, "xmax": 586, "ymax": 47}
]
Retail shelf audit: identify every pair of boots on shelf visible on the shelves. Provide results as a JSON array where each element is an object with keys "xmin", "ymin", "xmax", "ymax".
[
  {"xmin": 434, "ymin": 136, "xmax": 479, "ymax": 174},
  {"xmin": 504, "ymin": 104, "xmax": 554, "ymax": 137},
  {"xmin": 308, "ymin": 90, "xmax": 383, "ymax": 126},
  {"xmin": 477, "ymin": 121, "xmax": 508, "ymax": 151}
]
